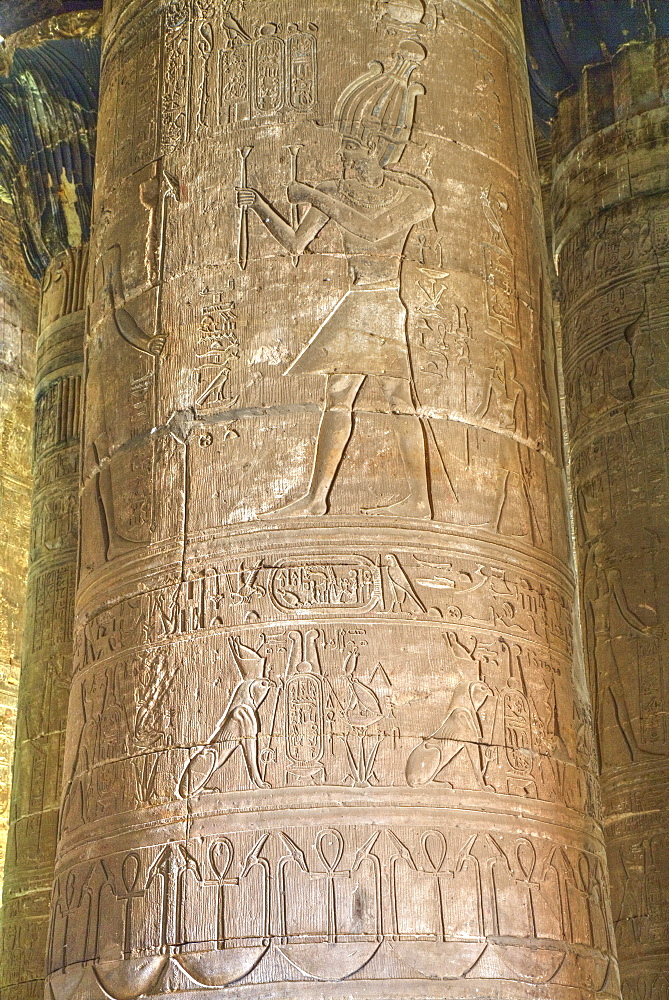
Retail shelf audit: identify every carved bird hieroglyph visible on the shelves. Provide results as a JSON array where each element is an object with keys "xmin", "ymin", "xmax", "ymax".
[{"xmin": 384, "ymin": 554, "xmax": 427, "ymax": 614}]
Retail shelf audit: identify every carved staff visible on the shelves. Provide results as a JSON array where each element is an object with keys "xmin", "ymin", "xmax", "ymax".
[
  {"xmin": 407, "ymin": 365, "xmax": 459, "ymax": 506},
  {"xmin": 286, "ymin": 143, "xmax": 303, "ymax": 267},
  {"xmin": 237, "ymin": 145, "xmax": 253, "ymax": 270}
]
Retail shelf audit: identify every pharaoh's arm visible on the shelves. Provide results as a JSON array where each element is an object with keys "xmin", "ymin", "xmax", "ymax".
[
  {"xmin": 111, "ymin": 303, "xmax": 156, "ymax": 355},
  {"xmin": 108, "ymin": 283, "xmax": 163, "ymax": 356},
  {"xmin": 241, "ymin": 190, "xmax": 328, "ymax": 254},
  {"xmin": 610, "ymin": 568, "xmax": 655, "ymax": 633},
  {"xmin": 298, "ymin": 181, "xmax": 434, "ymax": 241},
  {"xmin": 583, "ymin": 573, "xmax": 598, "ymax": 640}
]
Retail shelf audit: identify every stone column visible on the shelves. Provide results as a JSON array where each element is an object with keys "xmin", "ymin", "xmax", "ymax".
[
  {"xmin": 0, "ymin": 206, "xmax": 38, "ymax": 893},
  {"xmin": 2, "ymin": 246, "xmax": 88, "ymax": 1000},
  {"xmin": 0, "ymin": 14, "xmax": 99, "ymax": 1000},
  {"xmin": 552, "ymin": 39, "xmax": 669, "ymax": 999},
  {"xmin": 49, "ymin": 3, "xmax": 618, "ymax": 999}
]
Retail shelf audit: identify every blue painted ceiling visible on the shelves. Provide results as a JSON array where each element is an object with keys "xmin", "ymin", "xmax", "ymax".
[{"xmin": 522, "ymin": 0, "xmax": 669, "ymax": 126}]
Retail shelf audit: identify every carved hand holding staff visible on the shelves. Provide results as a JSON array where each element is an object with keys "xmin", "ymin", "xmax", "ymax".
[
  {"xmin": 238, "ymin": 146, "xmax": 253, "ymax": 270},
  {"xmin": 286, "ymin": 144, "xmax": 303, "ymax": 266}
]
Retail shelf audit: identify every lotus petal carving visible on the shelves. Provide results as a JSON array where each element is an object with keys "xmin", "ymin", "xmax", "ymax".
[
  {"xmin": 94, "ymin": 956, "xmax": 168, "ymax": 1000},
  {"xmin": 279, "ymin": 942, "xmax": 380, "ymax": 980},
  {"xmin": 390, "ymin": 940, "xmax": 486, "ymax": 978},
  {"xmin": 176, "ymin": 945, "xmax": 268, "ymax": 986},
  {"xmin": 488, "ymin": 938, "xmax": 565, "ymax": 983},
  {"xmin": 562, "ymin": 950, "xmax": 610, "ymax": 991},
  {"xmin": 49, "ymin": 966, "xmax": 89, "ymax": 1000}
]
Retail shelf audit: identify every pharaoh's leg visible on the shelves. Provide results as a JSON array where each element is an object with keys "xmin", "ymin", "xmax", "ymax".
[
  {"xmin": 595, "ymin": 636, "xmax": 639, "ymax": 765},
  {"xmin": 241, "ymin": 739, "xmax": 270, "ymax": 789},
  {"xmin": 485, "ymin": 468, "xmax": 510, "ymax": 532},
  {"xmin": 472, "ymin": 443, "xmax": 532, "ymax": 536},
  {"xmin": 463, "ymin": 743, "xmax": 493, "ymax": 790},
  {"xmin": 267, "ymin": 374, "xmax": 364, "ymax": 516},
  {"xmin": 368, "ymin": 376, "xmax": 431, "ymax": 517},
  {"xmin": 95, "ymin": 447, "xmax": 140, "ymax": 560},
  {"xmin": 600, "ymin": 644, "xmax": 661, "ymax": 763}
]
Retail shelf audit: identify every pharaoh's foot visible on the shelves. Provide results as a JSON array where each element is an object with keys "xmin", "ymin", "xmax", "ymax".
[
  {"xmin": 106, "ymin": 534, "xmax": 141, "ymax": 560},
  {"xmin": 631, "ymin": 744, "xmax": 665, "ymax": 762},
  {"xmin": 363, "ymin": 494, "xmax": 432, "ymax": 518},
  {"xmin": 260, "ymin": 493, "xmax": 328, "ymax": 518}
]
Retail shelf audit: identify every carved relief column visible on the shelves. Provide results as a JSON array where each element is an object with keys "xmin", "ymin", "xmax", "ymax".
[
  {"xmin": 553, "ymin": 40, "xmax": 669, "ymax": 999},
  {"xmin": 49, "ymin": 2, "xmax": 619, "ymax": 999},
  {"xmin": 0, "ymin": 14, "xmax": 99, "ymax": 1000},
  {"xmin": 0, "ymin": 206, "xmax": 38, "ymax": 893}
]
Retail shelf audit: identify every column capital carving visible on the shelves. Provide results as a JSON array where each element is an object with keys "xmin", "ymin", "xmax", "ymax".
[
  {"xmin": 0, "ymin": 11, "xmax": 101, "ymax": 279},
  {"xmin": 549, "ymin": 34, "xmax": 669, "ymax": 1000},
  {"xmin": 522, "ymin": 0, "xmax": 669, "ymax": 128},
  {"xmin": 0, "ymin": 3, "xmax": 102, "ymax": 37},
  {"xmin": 552, "ymin": 38, "xmax": 669, "ymax": 253}
]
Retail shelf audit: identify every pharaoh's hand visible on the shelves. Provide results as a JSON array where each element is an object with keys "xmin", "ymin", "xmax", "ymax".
[
  {"xmin": 288, "ymin": 180, "xmax": 314, "ymax": 205},
  {"xmin": 643, "ymin": 622, "xmax": 664, "ymax": 640},
  {"xmin": 149, "ymin": 335, "xmax": 166, "ymax": 357},
  {"xmin": 236, "ymin": 187, "xmax": 257, "ymax": 208}
]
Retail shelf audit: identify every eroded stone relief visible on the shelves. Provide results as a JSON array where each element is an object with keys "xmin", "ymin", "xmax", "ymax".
[
  {"xmin": 0, "ymin": 209, "xmax": 38, "ymax": 900},
  {"xmin": 2, "ymin": 244, "xmax": 87, "ymax": 1000},
  {"xmin": 47, "ymin": 3, "xmax": 618, "ymax": 999},
  {"xmin": 553, "ymin": 41, "xmax": 669, "ymax": 998}
]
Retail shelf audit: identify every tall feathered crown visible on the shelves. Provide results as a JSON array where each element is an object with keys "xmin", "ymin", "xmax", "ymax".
[{"xmin": 334, "ymin": 40, "xmax": 427, "ymax": 166}]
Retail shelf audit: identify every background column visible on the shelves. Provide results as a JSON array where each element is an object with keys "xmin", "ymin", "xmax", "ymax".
[
  {"xmin": 0, "ymin": 205, "xmax": 38, "ymax": 895},
  {"xmin": 0, "ymin": 13, "xmax": 99, "ymax": 1000},
  {"xmin": 50, "ymin": 3, "xmax": 619, "ymax": 999},
  {"xmin": 552, "ymin": 39, "xmax": 669, "ymax": 999}
]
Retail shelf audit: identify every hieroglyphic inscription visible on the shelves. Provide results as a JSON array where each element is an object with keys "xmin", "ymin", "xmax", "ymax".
[
  {"xmin": 555, "ymin": 73, "xmax": 669, "ymax": 990},
  {"xmin": 161, "ymin": 0, "xmax": 193, "ymax": 150},
  {"xmin": 33, "ymin": 375, "xmax": 81, "ymax": 458},
  {"xmin": 79, "ymin": 551, "xmax": 573, "ymax": 667},
  {"xmin": 161, "ymin": 1, "xmax": 319, "ymax": 149},
  {"xmin": 53, "ymin": 5, "xmax": 616, "ymax": 1000},
  {"xmin": 219, "ymin": 21, "xmax": 317, "ymax": 126},
  {"xmin": 2, "ymin": 242, "xmax": 86, "ymax": 999},
  {"xmin": 49, "ymin": 825, "xmax": 614, "ymax": 993},
  {"xmin": 66, "ymin": 600, "xmax": 596, "ymax": 832},
  {"xmin": 30, "ymin": 564, "xmax": 76, "ymax": 657},
  {"xmin": 194, "ymin": 293, "xmax": 240, "ymax": 408}
]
